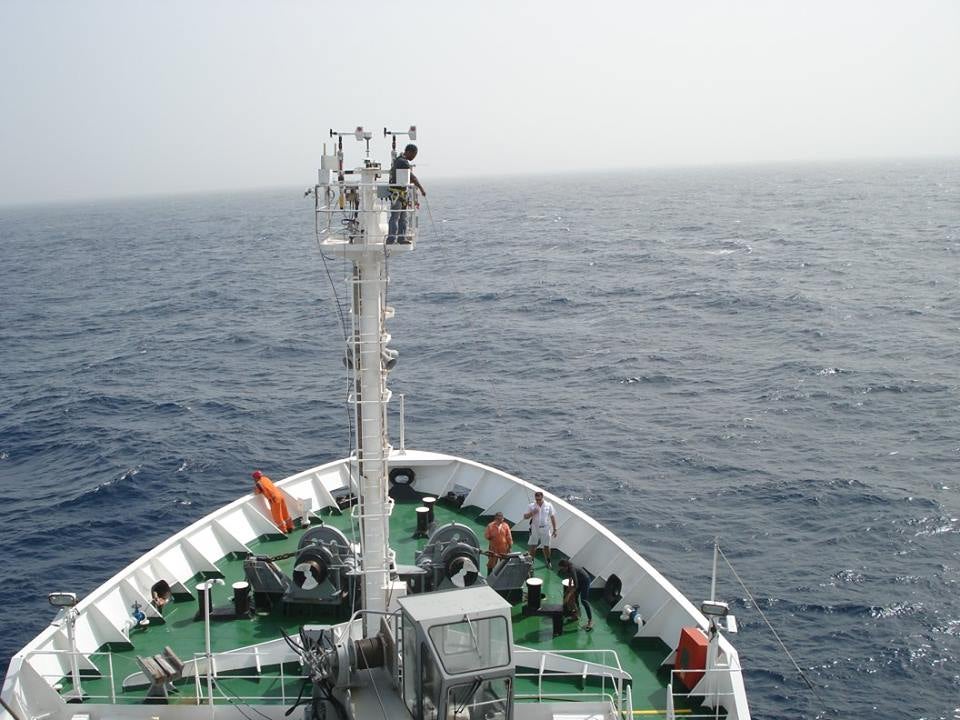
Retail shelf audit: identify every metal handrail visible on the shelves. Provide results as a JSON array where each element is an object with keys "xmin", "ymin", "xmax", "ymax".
[
  {"xmin": 23, "ymin": 647, "xmax": 308, "ymax": 706},
  {"xmin": 315, "ymin": 183, "xmax": 419, "ymax": 214},
  {"xmin": 514, "ymin": 690, "xmax": 619, "ymax": 718},
  {"xmin": 190, "ymin": 651, "xmax": 306, "ymax": 705},
  {"xmin": 22, "ymin": 648, "xmax": 138, "ymax": 703},
  {"xmin": 315, "ymin": 179, "xmax": 420, "ymax": 244},
  {"xmin": 513, "ymin": 646, "xmax": 626, "ymax": 673},
  {"xmin": 513, "ymin": 647, "xmax": 628, "ymax": 716},
  {"xmin": 666, "ymin": 667, "xmax": 741, "ymax": 720}
]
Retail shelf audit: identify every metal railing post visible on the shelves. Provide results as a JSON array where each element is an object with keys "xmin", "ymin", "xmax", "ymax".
[
  {"xmin": 538, "ymin": 654, "xmax": 545, "ymax": 701},
  {"xmin": 108, "ymin": 653, "xmax": 116, "ymax": 703},
  {"xmin": 399, "ymin": 393, "xmax": 406, "ymax": 453}
]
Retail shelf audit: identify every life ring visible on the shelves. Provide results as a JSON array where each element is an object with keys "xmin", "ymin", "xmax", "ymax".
[{"xmin": 389, "ymin": 468, "xmax": 416, "ymax": 486}]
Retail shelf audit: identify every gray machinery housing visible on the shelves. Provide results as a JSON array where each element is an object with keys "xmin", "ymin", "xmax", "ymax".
[
  {"xmin": 487, "ymin": 551, "xmax": 535, "ymax": 600},
  {"xmin": 296, "ymin": 587, "xmax": 515, "ymax": 720},
  {"xmin": 414, "ymin": 522, "xmax": 533, "ymax": 598},
  {"xmin": 415, "ymin": 523, "xmax": 484, "ymax": 591},
  {"xmin": 244, "ymin": 525, "xmax": 358, "ymax": 613}
]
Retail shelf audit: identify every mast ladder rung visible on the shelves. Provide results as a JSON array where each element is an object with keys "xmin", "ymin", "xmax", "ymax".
[{"xmin": 349, "ymin": 511, "xmax": 393, "ymax": 521}]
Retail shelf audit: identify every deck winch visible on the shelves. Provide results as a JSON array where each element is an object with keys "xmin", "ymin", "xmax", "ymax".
[
  {"xmin": 298, "ymin": 623, "xmax": 391, "ymax": 704},
  {"xmin": 243, "ymin": 525, "xmax": 358, "ymax": 614},
  {"xmin": 412, "ymin": 521, "xmax": 534, "ymax": 598},
  {"xmin": 486, "ymin": 551, "xmax": 535, "ymax": 600},
  {"xmin": 414, "ymin": 522, "xmax": 483, "ymax": 591}
]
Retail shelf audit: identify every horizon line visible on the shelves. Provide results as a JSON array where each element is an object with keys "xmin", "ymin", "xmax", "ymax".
[{"xmin": 2, "ymin": 151, "xmax": 957, "ymax": 211}]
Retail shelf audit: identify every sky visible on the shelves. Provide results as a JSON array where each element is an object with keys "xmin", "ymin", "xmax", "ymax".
[{"xmin": 1, "ymin": 0, "xmax": 958, "ymax": 205}]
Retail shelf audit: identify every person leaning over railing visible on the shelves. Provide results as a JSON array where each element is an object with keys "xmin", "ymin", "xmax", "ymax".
[{"xmin": 252, "ymin": 470, "xmax": 294, "ymax": 533}]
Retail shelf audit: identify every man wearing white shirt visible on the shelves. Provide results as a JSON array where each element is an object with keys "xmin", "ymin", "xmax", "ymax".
[{"xmin": 524, "ymin": 491, "xmax": 558, "ymax": 569}]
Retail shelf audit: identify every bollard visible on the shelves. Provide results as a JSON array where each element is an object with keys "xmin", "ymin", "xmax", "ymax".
[
  {"xmin": 414, "ymin": 506, "xmax": 430, "ymax": 538},
  {"xmin": 525, "ymin": 577, "xmax": 543, "ymax": 612}
]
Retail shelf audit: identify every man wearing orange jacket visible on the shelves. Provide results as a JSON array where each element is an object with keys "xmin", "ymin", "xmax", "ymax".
[
  {"xmin": 484, "ymin": 512, "xmax": 513, "ymax": 573},
  {"xmin": 252, "ymin": 470, "xmax": 294, "ymax": 533}
]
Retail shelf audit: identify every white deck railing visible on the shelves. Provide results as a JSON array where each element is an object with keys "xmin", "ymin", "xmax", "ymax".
[
  {"xmin": 189, "ymin": 651, "xmax": 305, "ymax": 706},
  {"xmin": 514, "ymin": 647, "xmax": 630, "ymax": 717},
  {"xmin": 22, "ymin": 648, "xmax": 126, "ymax": 704},
  {"xmin": 666, "ymin": 668, "xmax": 742, "ymax": 719},
  {"xmin": 315, "ymin": 178, "xmax": 420, "ymax": 245}
]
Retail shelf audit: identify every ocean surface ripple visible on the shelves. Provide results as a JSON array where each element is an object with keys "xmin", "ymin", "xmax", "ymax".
[{"xmin": 1, "ymin": 159, "xmax": 958, "ymax": 719}]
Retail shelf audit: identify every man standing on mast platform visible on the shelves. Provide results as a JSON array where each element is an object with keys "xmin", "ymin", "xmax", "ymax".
[{"xmin": 387, "ymin": 143, "xmax": 426, "ymax": 244}]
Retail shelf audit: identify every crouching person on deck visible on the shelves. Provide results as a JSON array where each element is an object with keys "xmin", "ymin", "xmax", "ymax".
[
  {"xmin": 559, "ymin": 558, "xmax": 594, "ymax": 631},
  {"xmin": 252, "ymin": 470, "xmax": 294, "ymax": 533}
]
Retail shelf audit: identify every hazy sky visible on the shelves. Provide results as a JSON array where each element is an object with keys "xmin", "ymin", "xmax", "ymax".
[{"xmin": 1, "ymin": 0, "xmax": 958, "ymax": 204}]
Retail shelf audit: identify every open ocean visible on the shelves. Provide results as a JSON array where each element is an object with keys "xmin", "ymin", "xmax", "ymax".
[{"xmin": 1, "ymin": 158, "xmax": 958, "ymax": 719}]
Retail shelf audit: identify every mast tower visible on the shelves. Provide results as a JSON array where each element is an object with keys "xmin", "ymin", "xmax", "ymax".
[{"xmin": 316, "ymin": 126, "xmax": 418, "ymax": 637}]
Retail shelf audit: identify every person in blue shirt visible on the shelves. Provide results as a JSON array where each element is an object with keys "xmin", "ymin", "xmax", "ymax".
[{"xmin": 387, "ymin": 144, "xmax": 426, "ymax": 244}]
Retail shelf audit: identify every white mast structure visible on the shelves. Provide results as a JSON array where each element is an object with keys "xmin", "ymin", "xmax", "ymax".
[{"xmin": 317, "ymin": 126, "xmax": 417, "ymax": 637}]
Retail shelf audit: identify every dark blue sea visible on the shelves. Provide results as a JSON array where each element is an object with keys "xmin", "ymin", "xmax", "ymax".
[{"xmin": 1, "ymin": 159, "xmax": 958, "ymax": 719}]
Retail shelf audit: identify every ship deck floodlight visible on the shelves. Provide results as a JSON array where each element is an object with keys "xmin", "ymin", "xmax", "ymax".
[
  {"xmin": 700, "ymin": 600, "xmax": 729, "ymax": 617},
  {"xmin": 48, "ymin": 592, "xmax": 78, "ymax": 608}
]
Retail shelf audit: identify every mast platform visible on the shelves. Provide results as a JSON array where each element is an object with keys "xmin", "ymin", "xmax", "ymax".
[{"xmin": 319, "ymin": 235, "xmax": 415, "ymax": 260}]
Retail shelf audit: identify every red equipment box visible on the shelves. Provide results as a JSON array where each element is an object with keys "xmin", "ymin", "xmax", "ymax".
[{"xmin": 675, "ymin": 626, "xmax": 709, "ymax": 690}]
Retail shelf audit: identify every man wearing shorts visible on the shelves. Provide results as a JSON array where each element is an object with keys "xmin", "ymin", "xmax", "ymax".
[{"xmin": 524, "ymin": 491, "xmax": 557, "ymax": 568}]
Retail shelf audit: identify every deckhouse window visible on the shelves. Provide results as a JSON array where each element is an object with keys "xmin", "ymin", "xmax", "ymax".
[{"xmin": 427, "ymin": 615, "xmax": 510, "ymax": 674}]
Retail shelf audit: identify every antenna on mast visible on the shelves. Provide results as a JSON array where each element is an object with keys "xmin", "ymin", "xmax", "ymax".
[
  {"xmin": 330, "ymin": 126, "xmax": 375, "ymax": 163},
  {"xmin": 384, "ymin": 126, "xmax": 417, "ymax": 160}
]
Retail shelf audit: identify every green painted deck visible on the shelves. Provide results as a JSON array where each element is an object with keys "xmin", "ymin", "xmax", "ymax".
[{"xmin": 63, "ymin": 497, "xmax": 706, "ymax": 716}]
